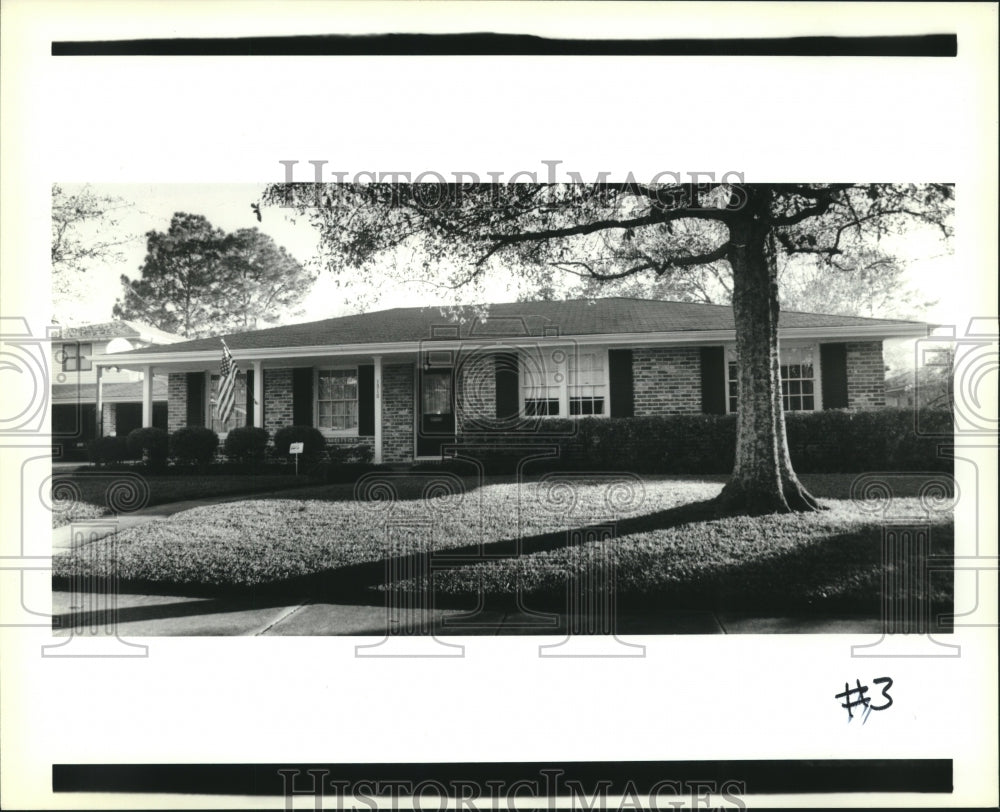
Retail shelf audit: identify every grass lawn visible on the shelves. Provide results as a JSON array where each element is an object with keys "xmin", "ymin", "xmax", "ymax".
[
  {"xmin": 52, "ymin": 473, "xmax": 954, "ymax": 615},
  {"xmin": 51, "ymin": 471, "xmax": 314, "ymax": 528}
]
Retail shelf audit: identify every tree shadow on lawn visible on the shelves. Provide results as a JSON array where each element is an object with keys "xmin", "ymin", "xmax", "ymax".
[{"xmin": 53, "ymin": 496, "xmax": 954, "ymax": 632}]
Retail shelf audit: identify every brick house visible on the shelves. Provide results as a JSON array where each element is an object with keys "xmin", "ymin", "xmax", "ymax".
[
  {"xmin": 51, "ymin": 321, "xmax": 184, "ymax": 458},
  {"xmin": 93, "ymin": 298, "xmax": 928, "ymax": 464}
]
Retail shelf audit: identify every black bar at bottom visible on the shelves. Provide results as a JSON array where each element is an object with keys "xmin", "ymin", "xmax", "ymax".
[{"xmin": 53, "ymin": 759, "xmax": 952, "ymax": 796}]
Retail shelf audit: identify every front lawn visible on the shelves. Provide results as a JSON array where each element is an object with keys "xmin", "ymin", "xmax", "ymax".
[
  {"xmin": 52, "ymin": 474, "xmax": 954, "ymax": 614},
  {"xmin": 51, "ymin": 472, "xmax": 314, "ymax": 528}
]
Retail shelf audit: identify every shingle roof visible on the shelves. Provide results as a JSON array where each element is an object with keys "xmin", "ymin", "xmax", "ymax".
[
  {"xmin": 55, "ymin": 320, "xmax": 184, "ymax": 343},
  {"xmin": 112, "ymin": 298, "xmax": 928, "ymax": 357},
  {"xmin": 51, "ymin": 379, "xmax": 169, "ymax": 402}
]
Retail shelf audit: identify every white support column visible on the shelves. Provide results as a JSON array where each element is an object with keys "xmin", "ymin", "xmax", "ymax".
[
  {"xmin": 141, "ymin": 365, "xmax": 154, "ymax": 427},
  {"xmin": 94, "ymin": 364, "xmax": 104, "ymax": 437},
  {"xmin": 253, "ymin": 360, "xmax": 264, "ymax": 428},
  {"xmin": 204, "ymin": 371, "xmax": 212, "ymax": 427},
  {"xmin": 373, "ymin": 355, "xmax": 383, "ymax": 464}
]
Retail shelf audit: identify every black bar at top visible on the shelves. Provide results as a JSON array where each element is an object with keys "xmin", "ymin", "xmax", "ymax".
[
  {"xmin": 53, "ymin": 759, "xmax": 953, "ymax": 795},
  {"xmin": 51, "ymin": 32, "xmax": 957, "ymax": 57}
]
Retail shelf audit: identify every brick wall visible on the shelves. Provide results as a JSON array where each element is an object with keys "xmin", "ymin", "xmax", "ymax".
[
  {"xmin": 263, "ymin": 368, "xmax": 294, "ymax": 436},
  {"xmin": 166, "ymin": 373, "xmax": 188, "ymax": 433},
  {"xmin": 455, "ymin": 349, "xmax": 497, "ymax": 432},
  {"xmin": 632, "ymin": 346, "xmax": 702, "ymax": 415},
  {"xmin": 382, "ymin": 363, "xmax": 414, "ymax": 463},
  {"xmin": 101, "ymin": 403, "xmax": 116, "ymax": 436},
  {"xmin": 846, "ymin": 341, "xmax": 886, "ymax": 409}
]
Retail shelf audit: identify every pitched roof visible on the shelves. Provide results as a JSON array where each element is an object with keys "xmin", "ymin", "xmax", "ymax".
[
  {"xmin": 55, "ymin": 320, "xmax": 184, "ymax": 344},
  {"xmin": 51, "ymin": 379, "xmax": 169, "ymax": 403},
  {"xmin": 111, "ymin": 298, "xmax": 929, "ymax": 357}
]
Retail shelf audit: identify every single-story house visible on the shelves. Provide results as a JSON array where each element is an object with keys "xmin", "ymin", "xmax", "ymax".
[
  {"xmin": 51, "ymin": 320, "xmax": 184, "ymax": 458},
  {"xmin": 94, "ymin": 298, "xmax": 928, "ymax": 464}
]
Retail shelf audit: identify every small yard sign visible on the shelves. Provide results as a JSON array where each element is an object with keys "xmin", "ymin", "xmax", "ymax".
[{"xmin": 289, "ymin": 442, "xmax": 304, "ymax": 474}]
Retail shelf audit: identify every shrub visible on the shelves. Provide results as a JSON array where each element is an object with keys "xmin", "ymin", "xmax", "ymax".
[
  {"xmin": 327, "ymin": 442, "xmax": 374, "ymax": 464},
  {"xmin": 169, "ymin": 426, "xmax": 220, "ymax": 466},
  {"xmin": 126, "ymin": 427, "xmax": 169, "ymax": 470},
  {"xmin": 273, "ymin": 425, "xmax": 327, "ymax": 463},
  {"xmin": 452, "ymin": 409, "xmax": 953, "ymax": 475},
  {"xmin": 87, "ymin": 435, "xmax": 131, "ymax": 467},
  {"xmin": 223, "ymin": 426, "xmax": 270, "ymax": 464},
  {"xmin": 785, "ymin": 408, "xmax": 953, "ymax": 473}
]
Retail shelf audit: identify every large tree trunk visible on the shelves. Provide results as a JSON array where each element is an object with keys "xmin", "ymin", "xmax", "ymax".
[{"xmin": 717, "ymin": 189, "xmax": 821, "ymax": 514}]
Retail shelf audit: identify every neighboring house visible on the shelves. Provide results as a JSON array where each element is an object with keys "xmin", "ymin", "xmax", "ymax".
[
  {"xmin": 51, "ymin": 321, "xmax": 184, "ymax": 458},
  {"xmin": 885, "ymin": 366, "xmax": 954, "ymax": 410},
  {"xmin": 95, "ymin": 298, "xmax": 930, "ymax": 464}
]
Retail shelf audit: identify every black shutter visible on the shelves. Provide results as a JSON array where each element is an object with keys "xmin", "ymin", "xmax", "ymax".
[
  {"xmin": 820, "ymin": 343, "xmax": 849, "ymax": 409},
  {"xmin": 608, "ymin": 349, "xmax": 634, "ymax": 418},
  {"xmin": 185, "ymin": 372, "xmax": 205, "ymax": 427},
  {"xmin": 358, "ymin": 365, "xmax": 375, "ymax": 436},
  {"xmin": 245, "ymin": 369, "xmax": 254, "ymax": 427},
  {"xmin": 700, "ymin": 346, "xmax": 727, "ymax": 415},
  {"xmin": 292, "ymin": 367, "xmax": 313, "ymax": 426},
  {"xmin": 494, "ymin": 352, "xmax": 520, "ymax": 420}
]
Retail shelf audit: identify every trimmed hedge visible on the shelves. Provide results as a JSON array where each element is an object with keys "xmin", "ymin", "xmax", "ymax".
[
  {"xmin": 87, "ymin": 435, "xmax": 132, "ymax": 466},
  {"xmin": 169, "ymin": 426, "xmax": 220, "ymax": 466},
  {"xmin": 327, "ymin": 442, "xmax": 374, "ymax": 465},
  {"xmin": 126, "ymin": 427, "xmax": 169, "ymax": 470},
  {"xmin": 452, "ymin": 409, "xmax": 953, "ymax": 474},
  {"xmin": 223, "ymin": 426, "xmax": 269, "ymax": 464},
  {"xmin": 272, "ymin": 425, "xmax": 327, "ymax": 463}
]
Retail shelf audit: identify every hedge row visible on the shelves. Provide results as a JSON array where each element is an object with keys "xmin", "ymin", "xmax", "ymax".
[
  {"xmin": 88, "ymin": 425, "xmax": 373, "ymax": 469},
  {"xmin": 452, "ymin": 409, "xmax": 953, "ymax": 474}
]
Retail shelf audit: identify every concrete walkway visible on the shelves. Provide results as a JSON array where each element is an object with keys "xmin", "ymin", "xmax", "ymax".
[
  {"xmin": 51, "ymin": 490, "xmax": 885, "ymax": 637},
  {"xmin": 50, "ymin": 588, "xmax": 884, "ymax": 637}
]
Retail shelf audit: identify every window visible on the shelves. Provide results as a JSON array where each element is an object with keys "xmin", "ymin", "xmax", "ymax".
[
  {"xmin": 726, "ymin": 344, "xmax": 818, "ymax": 413},
  {"xmin": 62, "ymin": 342, "xmax": 92, "ymax": 372},
  {"xmin": 779, "ymin": 346, "xmax": 816, "ymax": 411},
  {"xmin": 210, "ymin": 372, "xmax": 247, "ymax": 434},
  {"xmin": 521, "ymin": 348, "xmax": 608, "ymax": 417},
  {"xmin": 422, "ymin": 369, "xmax": 452, "ymax": 415},
  {"xmin": 317, "ymin": 369, "xmax": 358, "ymax": 432},
  {"xmin": 568, "ymin": 351, "xmax": 606, "ymax": 415},
  {"xmin": 521, "ymin": 349, "xmax": 561, "ymax": 416}
]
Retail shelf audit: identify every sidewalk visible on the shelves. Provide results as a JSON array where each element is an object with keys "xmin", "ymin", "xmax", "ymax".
[{"xmin": 50, "ymin": 588, "xmax": 884, "ymax": 637}]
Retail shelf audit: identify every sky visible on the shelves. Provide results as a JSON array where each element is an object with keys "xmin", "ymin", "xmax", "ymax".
[{"xmin": 52, "ymin": 183, "xmax": 962, "ymax": 333}]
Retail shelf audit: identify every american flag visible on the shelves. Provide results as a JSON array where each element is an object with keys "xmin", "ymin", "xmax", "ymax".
[{"xmin": 217, "ymin": 340, "xmax": 239, "ymax": 424}]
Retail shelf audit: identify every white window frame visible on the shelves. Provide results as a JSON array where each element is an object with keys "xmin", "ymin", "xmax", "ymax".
[
  {"xmin": 62, "ymin": 342, "xmax": 93, "ymax": 372},
  {"xmin": 723, "ymin": 341, "xmax": 823, "ymax": 413},
  {"xmin": 315, "ymin": 366, "xmax": 361, "ymax": 437},
  {"xmin": 519, "ymin": 347, "xmax": 611, "ymax": 419}
]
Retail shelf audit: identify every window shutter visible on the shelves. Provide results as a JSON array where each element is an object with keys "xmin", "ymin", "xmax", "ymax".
[
  {"xmin": 608, "ymin": 349, "xmax": 634, "ymax": 418},
  {"xmin": 292, "ymin": 367, "xmax": 314, "ymax": 426},
  {"xmin": 820, "ymin": 343, "xmax": 849, "ymax": 409},
  {"xmin": 700, "ymin": 347, "xmax": 727, "ymax": 415},
  {"xmin": 358, "ymin": 364, "xmax": 375, "ymax": 436},
  {"xmin": 185, "ymin": 372, "xmax": 205, "ymax": 427},
  {"xmin": 494, "ymin": 352, "xmax": 520, "ymax": 421},
  {"xmin": 245, "ymin": 369, "xmax": 254, "ymax": 427}
]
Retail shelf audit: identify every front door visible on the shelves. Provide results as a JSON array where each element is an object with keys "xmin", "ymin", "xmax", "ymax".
[{"xmin": 417, "ymin": 367, "xmax": 455, "ymax": 457}]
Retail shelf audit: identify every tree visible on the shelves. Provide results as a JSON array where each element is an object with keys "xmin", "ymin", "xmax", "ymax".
[
  {"xmin": 777, "ymin": 248, "xmax": 937, "ymax": 320},
  {"xmin": 113, "ymin": 213, "xmax": 316, "ymax": 337},
  {"xmin": 51, "ymin": 183, "xmax": 135, "ymax": 321},
  {"xmin": 220, "ymin": 228, "xmax": 318, "ymax": 332},
  {"xmin": 518, "ymin": 228, "xmax": 936, "ymax": 323},
  {"xmin": 263, "ymin": 182, "xmax": 953, "ymax": 514}
]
